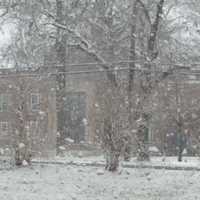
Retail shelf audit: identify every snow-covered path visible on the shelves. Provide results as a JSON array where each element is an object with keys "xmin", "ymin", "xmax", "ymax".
[{"xmin": 0, "ymin": 165, "xmax": 200, "ymax": 200}]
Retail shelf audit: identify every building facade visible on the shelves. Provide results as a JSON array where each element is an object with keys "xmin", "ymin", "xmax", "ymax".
[{"xmin": 0, "ymin": 69, "xmax": 57, "ymax": 157}]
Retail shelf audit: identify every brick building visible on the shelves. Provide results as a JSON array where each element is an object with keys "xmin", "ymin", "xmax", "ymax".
[{"xmin": 0, "ymin": 69, "xmax": 57, "ymax": 157}]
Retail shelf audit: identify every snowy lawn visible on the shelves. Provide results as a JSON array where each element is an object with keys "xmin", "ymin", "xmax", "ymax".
[
  {"xmin": 51, "ymin": 153, "xmax": 200, "ymax": 170},
  {"xmin": 0, "ymin": 164, "xmax": 200, "ymax": 200}
]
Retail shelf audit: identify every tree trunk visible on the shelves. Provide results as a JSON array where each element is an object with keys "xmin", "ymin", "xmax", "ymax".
[
  {"xmin": 136, "ymin": 0, "xmax": 165, "ymax": 161},
  {"xmin": 125, "ymin": 0, "xmax": 139, "ymax": 162},
  {"xmin": 128, "ymin": 0, "xmax": 138, "ymax": 94},
  {"xmin": 105, "ymin": 151, "xmax": 120, "ymax": 171},
  {"xmin": 175, "ymin": 73, "xmax": 184, "ymax": 162},
  {"xmin": 178, "ymin": 145, "xmax": 183, "ymax": 162},
  {"xmin": 136, "ymin": 114, "xmax": 150, "ymax": 161},
  {"xmin": 128, "ymin": 0, "xmax": 137, "ymax": 120},
  {"xmin": 123, "ymin": 138, "xmax": 132, "ymax": 161},
  {"xmin": 55, "ymin": 0, "xmax": 67, "ymax": 145},
  {"xmin": 177, "ymin": 128, "xmax": 185, "ymax": 162},
  {"xmin": 103, "ymin": 116, "xmax": 121, "ymax": 172},
  {"xmin": 14, "ymin": 86, "xmax": 31, "ymax": 166}
]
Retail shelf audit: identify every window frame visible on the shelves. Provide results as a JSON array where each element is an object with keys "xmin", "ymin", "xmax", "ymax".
[
  {"xmin": 0, "ymin": 121, "xmax": 9, "ymax": 135},
  {"xmin": 0, "ymin": 94, "xmax": 9, "ymax": 112},
  {"xmin": 30, "ymin": 93, "xmax": 40, "ymax": 111}
]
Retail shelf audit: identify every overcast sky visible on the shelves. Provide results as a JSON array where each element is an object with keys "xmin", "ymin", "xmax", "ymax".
[{"xmin": 0, "ymin": 24, "xmax": 14, "ymax": 48}]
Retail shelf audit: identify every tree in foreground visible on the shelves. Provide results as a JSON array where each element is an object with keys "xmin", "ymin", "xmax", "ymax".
[
  {"xmin": 7, "ymin": 78, "xmax": 32, "ymax": 166},
  {"xmin": 95, "ymin": 78, "xmax": 131, "ymax": 171}
]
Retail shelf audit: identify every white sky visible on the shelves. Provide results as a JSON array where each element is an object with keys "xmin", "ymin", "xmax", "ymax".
[{"xmin": 0, "ymin": 24, "xmax": 15, "ymax": 48}]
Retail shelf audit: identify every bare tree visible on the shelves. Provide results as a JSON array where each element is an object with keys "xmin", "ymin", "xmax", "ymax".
[
  {"xmin": 134, "ymin": 0, "xmax": 165, "ymax": 161},
  {"xmin": 13, "ymin": 79, "xmax": 32, "ymax": 166},
  {"xmin": 95, "ymin": 77, "xmax": 129, "ymax": 171}
]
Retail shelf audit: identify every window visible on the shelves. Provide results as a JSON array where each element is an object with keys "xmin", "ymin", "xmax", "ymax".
[
  {"xmin": 0, "ymin": 121, "xmax": 9, "ymax": 135},
  {"xmin": 64, "ymin": 92, "xmax": 86, "ymax": 143},
  {"xmin": 28, "ymin": 121, "xmax": 40, "ymax": 143},
  {"xmin": 29, "ymin": 120, "xmax": 39, "ymax": 131},
  {"xmin": 0, "ymin": 94, "xmax": 9, "ymax": 112},
  {"xmin": 26, "ymin": 120, "xmax": 39, "ymax": 132},
  {"xmin": 31, "ymin": 93, "xmax": 40, "ymax": 111}
]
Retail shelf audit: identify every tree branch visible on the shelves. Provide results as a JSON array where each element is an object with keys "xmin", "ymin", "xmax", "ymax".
[
  {"xmin": 43, "ymin": 8, "xmax": 118, "ymax": 85},
  {"xmin": 137, "ymin": 0, "xmax": 151, "ymax": 25},
  {"xmin": 148, "ymin": 0, "xmax": 165, "ymax": 55},
  {"xmin": 0, "ymin": 9, "xmax": 8, "ymax": 17},
  {"xmin": 48, "ymin": 21, "xmax": 110, "ymax": 70}
]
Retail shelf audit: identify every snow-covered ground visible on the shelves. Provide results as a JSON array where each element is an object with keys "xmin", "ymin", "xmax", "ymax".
[
  {"xmin": 51, "ymin": 153, "xmax": 200, "ymax": 169},
  {"xmin": 0, "ymin": 164, "xmax": 200, "ymax": 200}
]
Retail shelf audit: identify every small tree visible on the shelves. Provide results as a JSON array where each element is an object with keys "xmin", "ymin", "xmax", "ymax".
[
  {"xmin": 95, "ymin": 77, "xmax": 130, "ymax": 171},
  {"xmin": 9, "ymin": 78, "xmax": 32, "ymax": 166}
]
